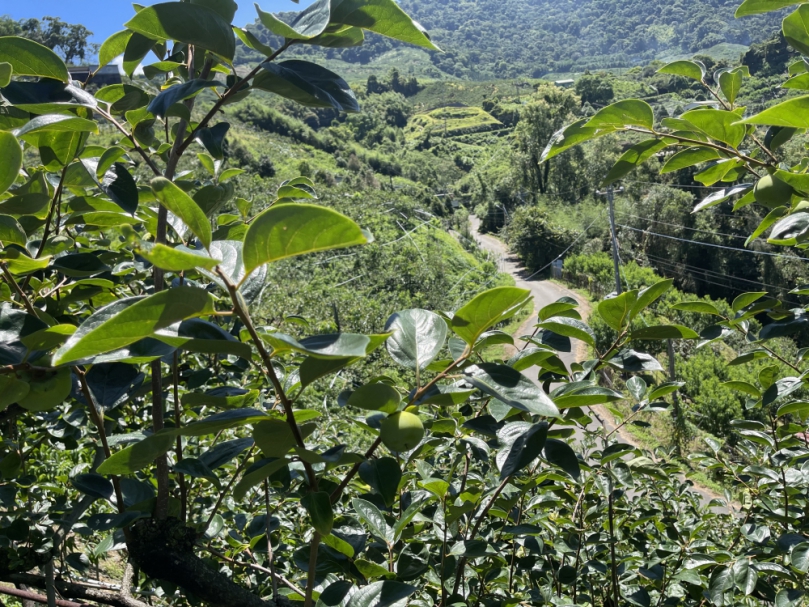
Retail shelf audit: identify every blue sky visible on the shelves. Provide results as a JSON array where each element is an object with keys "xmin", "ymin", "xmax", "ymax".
[{"xmin": 3, "ymin": 1, "xmax": 315, "ymax": 43}]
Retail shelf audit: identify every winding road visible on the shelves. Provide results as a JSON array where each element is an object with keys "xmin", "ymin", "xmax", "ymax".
[{"xmin": 468, "ymin": 216, "xmax": 729, "ymax": 513}]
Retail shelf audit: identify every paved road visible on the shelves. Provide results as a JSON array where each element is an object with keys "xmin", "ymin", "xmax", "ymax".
[{"xmin": 468, "ymin": 217, "xmax": 730, "ymax": 513}]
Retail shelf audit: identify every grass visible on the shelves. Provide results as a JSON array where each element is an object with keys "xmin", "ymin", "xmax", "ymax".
[{"xmin": 406, "ymin": 106, "xmax": 503, "ymax": 140}]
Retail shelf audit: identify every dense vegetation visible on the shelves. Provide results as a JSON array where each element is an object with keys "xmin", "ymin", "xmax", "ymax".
[
  {"xmin": 239, "ymin": 0, "xmax": 788, "ymax": 78},
  {"xmin": 3, "ymin": 1, "xmax": 809, "ymax": 607}
]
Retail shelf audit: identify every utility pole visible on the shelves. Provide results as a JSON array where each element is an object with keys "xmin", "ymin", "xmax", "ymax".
[
  {"xmin": 598, "ymin": 186, "xmax": 623, "ymax": 294},
  {"xmin": 667, "ymin": 338, "xmax": 686, "ymax": 456}
]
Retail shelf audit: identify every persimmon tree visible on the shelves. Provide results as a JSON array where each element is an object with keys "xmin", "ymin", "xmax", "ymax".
[{"xmin": 0, "ymin": 1, "xmax": 809, "ymax": 607}]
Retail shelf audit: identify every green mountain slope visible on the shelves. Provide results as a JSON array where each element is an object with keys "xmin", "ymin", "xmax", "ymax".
[{"xmin": 241, "ymin": 0, "xmax": 785, "ymax": 79}]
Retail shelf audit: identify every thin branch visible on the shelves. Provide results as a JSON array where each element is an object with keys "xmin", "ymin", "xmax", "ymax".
[{"xmin": 203, "ymin": 546, "xmax": 305, "ymax": 596}]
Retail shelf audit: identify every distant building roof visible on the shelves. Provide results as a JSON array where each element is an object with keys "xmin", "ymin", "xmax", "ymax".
[{"xmin": 554, "ymin": 79, "xmax": 575, "ymax": 86}]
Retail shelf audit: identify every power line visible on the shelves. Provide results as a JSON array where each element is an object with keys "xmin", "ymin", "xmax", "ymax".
[
  {"xmin": 615, "ymin": 223, "xmax": 809, "ymax": 262},
  {"xmin": 616, "ymin": 212, "xmax": 751, "ymax": 241},
  {"xmin": 520, "ymin": 216, "xmax": 603, "ymax": 281}
]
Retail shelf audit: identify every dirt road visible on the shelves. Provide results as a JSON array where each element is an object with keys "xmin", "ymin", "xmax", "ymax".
[{"xmin": 468, "ymin": 216, "xmax": 729, "ymax": 513}]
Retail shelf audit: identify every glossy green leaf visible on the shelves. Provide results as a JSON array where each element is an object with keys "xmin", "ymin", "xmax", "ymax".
[
  {"xmin": 242, "ymin": 203, "xmax": 369, "ymax": 274},
  {"xmin": 500, "ymin": 422, "xmax": 547, "ymax": 479},
  {"xmin": 135, "ymin": 242, "xmax": 218, "ymax": 272},
  {"xmin": 657, "ymin": 60, "xmax": 704, "ymax": 81},
  {"xmin": 784, "ymin": 5, "xmax": 809, "ymax": 56},
  {"xmin": 345, "ymin": 581, "xmax": 417, "ymax": 607},
  {"xmin": 598, "ymin": 291, "xmax": 638, "ymax": 332},
  {"xmin": 465, "ymin": 363, "xmax": 559, "ymax": 418},
  {"xmin": 0, "ymin": 375, "xmax": 30, "ymax": 411},
  {"xmin": 255, "ymin": 0, "xmax": 330, "ymax": 40},
  {"xmin": 0, "ymin": 36, "xmax": 69, "ymax": 81},
  {"xmin": 0, "ymin": 132, "xmax": 21, "ymax": 196},
  {"xmin": 351, "ymin": 498, "xmax": 393, "ymax": 544},
  {"xmin": 681, "ymin": 109, "xmax": 746, "ymax": 148},
  {"xmin": 124, "ymin": 2, "xmax": 236, "ymax": 60},
  {"xmin": 97, "ymin": 30, "xmax": 132, "ymax": 70},
  {"xmin": 253, "ymin": 60, "xmax": 359, "ymax": 112},
  {"xmin": 535, "ymin": 316, "xmax": 596, "ymax": 348},
  {"xmin": 301, "ymin": 492, "xmax": 335, "ymax": 539},
  {"xmin": 53, "ymin": 287, "xmax": 215, "ymax": 365},
  {"xmin": 253, "ymin": 419, "xmax": 299, "ymax": 457},
  {"xmin": 384, "ymin": 309, "xmax": 447, "ymax": 370},
  {"xmin": 541, "ymin": 118, "xmax": 615, "ymax": 162},
  {"xmin": 329, "ymin": 0, "xmax": 438, "ymax": 50},
  {"xmin": 606, "ymin": 349, "xmax": 664, "ymax": 372},
  {"xmin": 192, "ymin": 0, "xmax": 238, "ymax": 22},
  {"xmin": 718, "ymin": 68, "xmax": 746, "ymax": 105},
  {"xmin": 0, "ymin": 62, "xmax": 11, "ymax": 88},
  {"xmin": 739, "ymin": 95, "xmax": 809, "ymax": 128},
  {"xmin": 359, "ymin": 457, "xmax": 401, "ymax": 507},
  {"xmin": 181, "ymin": 408, "xmax": 268, "ymax": 437},
  {"xmin": 630, "ymin": 279, "xmax": 673, "ymax": 318},
  {"xmin": 768, "ymin": 212, "xmax": 809, "ymax": 245},
  {"xmin": 14, "ymin": 114, "xmax": 98, "ymax": 138},
  {"xmin": 151, "ymin": 177, "xmax": 212, "ymax": 249},
  {"xmin": 147, "ymin": 79, "xmax": 224, "ymax": 119},
  {"xmin": 451, "ymin": 286, "xmax": 531, "ymax": 346},
  {"xmin": 233, "ymin": 458, "xmax": 288, "ymax": 500},
  {"xmin": 661, "ymin": 147, "xmax": 723, "ymax": 173},
  {"xmin": 544, "ymin": 438, "xmax": 580, "ymax": 479},
  {"xmin": 97, "ymin": 432, "xmax": 176, "ymax": 475},
  {"xmin": 585, "ymin": 99, "xmax": 654, "ymax": 130},
  {"xmin": 234, "ymin": 26, "xmax": 275, "ymax": 56},
  {"xmin": 603, "ymin": 139, "xmax": 667, "ymax": 185},
  {"xmin": 736, "ymin": 0, "xmax": 803, "ymax": 15}
]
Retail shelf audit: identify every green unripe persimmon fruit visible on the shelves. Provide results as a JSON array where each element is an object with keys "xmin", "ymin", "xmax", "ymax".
[
  {"xmin": 380, "ymin": 411, "xmax": 424, "ymax": 452},
  {"xmin": 754, "ymin": 174, "xmax": 794, "ymax": 208}
]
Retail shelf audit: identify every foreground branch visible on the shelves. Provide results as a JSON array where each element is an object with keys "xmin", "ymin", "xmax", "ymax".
[{"xmin": 1, "ymin": 573, "xmax": 147, "ymax": 607}]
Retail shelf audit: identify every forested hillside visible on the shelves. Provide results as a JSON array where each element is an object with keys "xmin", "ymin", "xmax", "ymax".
[{"xmin": 240, "ymin": 0, "xmax": 787, "ymax": 78}]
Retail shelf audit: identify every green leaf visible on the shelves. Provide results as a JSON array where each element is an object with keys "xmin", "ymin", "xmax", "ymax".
[
  {"xmin": 355, "ymin": 559, "xmax": 395, "ymax": 580},
  {"xmin": 253, "ymin": 419, "xmax": 299, "ymax": 458},
  {"xmin": 347, "ymin": 383, "xmax": 400, "ymax": 413},
  {"xmin": 181, "ymin": 408, "xmax": 268, "ymax": 436},
  {"xmin": 384, "ymin": 309, "xmax": 447, "ymax": 370},
  {"xmin": 0, "ymin": 375, "xmax": 30, "ymax": 411},
  {"xmin": 254, "ymin": 0, "xmax": 330, "ymax": 40},
  {"xmin": 52, "ymin": 287, "xmax": 215, "ymax": 365},
  {"xmin": 147, "ymin": 79, "xmax": 224, "ymax": 120},
  {"xmin": 541, "ymin": 118, "xmax": 615, "ymax": 162},
  {"xmin": 122, "ymin": 33, "xmax": 154, "ymax": 78},
  {"xmin": 242, "ymin": 203, "xmax": 369, "ymax": 275},
  {"xmin": 72, "ymin": 473, "xmax": 114, "ymax": 500},
  {"xmin": 329, "ymin": 0, "xmax": 438, "ymax": 50},
  {"xmin": 606, "ymin": 349, "xmax": 664, "ymax": 372},
  {"xmin": 775, "ymin": 589, "xmax": 804, "ymax": 607},
  {"xmin": 732, "ymin": 292, "xmax": 767, "ymax": 312},
  {"xmin": 451, "ymin": 287, "xmax": 531, "ymax": 346},
  {"xmin": 681, "ymin": 109, "xmax": 746, "ymax": 148},
  {"xmin": 746, "ymin": 206, "xmax": 787, "ymax": 245},
  {"xmin": 544, "ymin": 438, "xmax": 580, "ymax": 479},
  {"xmin": 670, "ymin": 301, "xmax": 724, "ymax": 316},
  {"xmin": 253, "ymin": 60, "xmax": 359, "ymax": 112},
  {"xmin": 598, "ymin": 291, "xmax": 638, "ymax": 332},
  {"xmin": 630, "ymin": 325, "xmax": 699, "ymax": 340},
  {"xmin": 0, "ymin": 62, "xmax": 11, "ymax": 88},
  {"xmin": 358, "ymin": 457, "xmax": 401, "ymax": 507},
  {"xmin": 14, "ymin": 115, "xmax": 98, "ymax": 138},
  {"xmin": 97, "ymin": 432, "xmax": 176, "ymax": 475},
  {"xmin": 630, "ymin": 279, "xmax": 673, "ymax": 318},
  {"xmin": 535, "ymin": 316, "xmax": 596, "ymax": 348},
  {"xmin": 135, "ymin": 242, "xmax": 218, "ymax": 272},
  {"xmin": 722, "ymin": 381, "xmax": 761, "ymax": 397},
  {"xmin": 465, "ymin": 363, "xmax": 559, "ymax": 418},
  {"xmin": 192, "ymin": 0, "xmax": 238, "ymax": 22},
  {"xmin": 661, "ymin": 147, "xmax": 723, "ymax": 173},
  {"xmin": 151, "ymin": 177, "xmax": 212, "ymax": 249},
  {"xmin": 768, "ymin": 212, "xmax": 809, "ymax": 245},
  {"xmin": 345, "ymin": 581, "xmax": 417, "ymax": 607},
  {"xmin": 266, "ymin": 332, "xmax": 370, "ymax": 359},
  {"xmin": 0, "ymin": 131, "xmax": 22, "ymax": 196},
  {"xmin": 233, "ymin": 458, "xmax": 288, "ymax": 500},
  {"xmin": 500, "ymin": 422, "xmax": 548, "ymax": 479},
  {"xmin": 196, "ymin": 123, "xmax": 230, "ymax": 160},
  {"xmin": 736, "ymin": 0, "xmax": 803, "ymax": 15},
  {"xmin": 352, "ymin": 498, "xmax": 393, "ymax": 544},
  {"xmin": 585, "ymin": 100, "xmax": 654, "ymax": 130},
  {"xmin": 97, "ymin": 30, "xmax": 132, "ymax": 70},
  {"xmin": 124, "ymin": 2, "xmax": 236, "ymax": 60},
  {"xmin": 694, "ymin": 184, "xmax": 752, "ymax": 213},
  {"xmin": 603, "ymin": 139, "xmax": 667, "ymax": 185},
  {"xmin": 0, "ymin": 36, "xmax": 69, "ymax": 82},
  {"xmin": 657, "ymin": 60, "xmax": 704, "ymax": 82},
  {"xmin": 301, "ymin": 491, "xmax": 334, "ymax": 536},
  {"xmin": 234, "ymin": 27, "xmax": 275, "ymax": 56},
  {"xmin": 784, "ymin": 5, "xmax": 809, "ymax": 56},
  {"xmin": 775, "ymin": 401, "xmax": 809, "ymax": 419},
  {"xmin": 718, "ymin": 68, "xmax": 746, "ymax": 105},
  {"xmin": 739, "ymin": 95, "xmax": 809, "ymax": 128}
]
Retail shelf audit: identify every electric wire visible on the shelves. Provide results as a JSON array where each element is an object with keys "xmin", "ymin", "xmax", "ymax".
[
  {"xmin": 615, "ymin": 223, "xmax": 809, "ymax": 262},
  {"xmin": 615, "ymin": 212, "xmax": 751, "ymax": 241}
]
